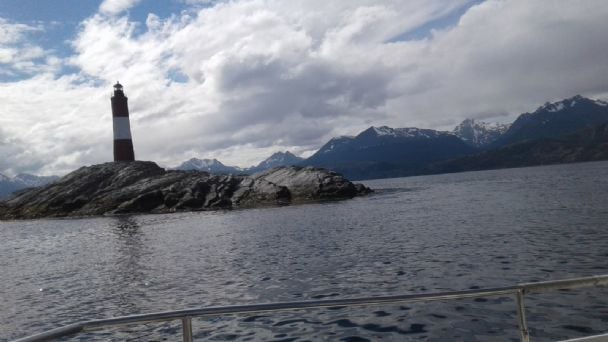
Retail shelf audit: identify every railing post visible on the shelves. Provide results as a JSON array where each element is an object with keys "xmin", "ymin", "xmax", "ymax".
[
  {"xmin": 182, "ymin": 317, "xmax": 193, "ymax": 342},
  {"xmin": 516, "ymin": 289, "xmax": 530, "ymax": 342}
]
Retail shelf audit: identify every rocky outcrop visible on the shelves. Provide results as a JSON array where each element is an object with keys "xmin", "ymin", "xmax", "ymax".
[{"xmin": 0, "ymin": 161, "xmax": 371, "ymax": 219}]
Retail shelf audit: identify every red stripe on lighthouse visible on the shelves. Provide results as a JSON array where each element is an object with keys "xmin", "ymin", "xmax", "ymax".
[{"xmin": 114, "ymin": 140, "xmax": 135, "ymax": 161}]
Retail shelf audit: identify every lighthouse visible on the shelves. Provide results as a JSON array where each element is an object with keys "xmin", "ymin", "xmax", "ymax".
[{"xmin": 111, "ymin": 82, "xmax": 135, "ymax": 161}]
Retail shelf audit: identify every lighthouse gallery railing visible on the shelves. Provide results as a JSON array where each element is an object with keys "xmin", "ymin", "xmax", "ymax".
[{"xmin": 13, "ymin": 274, "xmax": 608, "ymax": 342}]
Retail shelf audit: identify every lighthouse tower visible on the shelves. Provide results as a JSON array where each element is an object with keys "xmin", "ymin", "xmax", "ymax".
[{"xmin": 111, "ymin": 82, "xmax": 135, "ymax": 161}]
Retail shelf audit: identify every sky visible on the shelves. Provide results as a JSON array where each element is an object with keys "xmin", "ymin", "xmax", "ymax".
[{"xmin": 1, "ymin": 0, "xmax": 608, "ymax": 176}]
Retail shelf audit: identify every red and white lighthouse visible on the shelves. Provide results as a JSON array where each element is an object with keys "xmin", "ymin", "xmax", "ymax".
[{"xmin": 111, "ymin": 82, "xmax": 135, "ymax": 161}]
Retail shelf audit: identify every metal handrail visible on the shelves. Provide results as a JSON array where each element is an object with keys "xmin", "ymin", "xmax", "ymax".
[{"xmin": 13, "ymin": 274, "xmax": 608, "ymax": 342}]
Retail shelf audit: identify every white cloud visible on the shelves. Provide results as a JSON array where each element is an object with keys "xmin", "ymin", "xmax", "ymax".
[
  {"xmin": 0, "ymin": 74, "xmax": 110, "ymax": 176},
  {"xmin": 0, "ymin": 18, "xmax": 56, "ymax": 76},
  {"xmin": 380, "ymin": 0, "xmax": 608, "ymax": 128},
  {"xmin": 1, "ymin": 0, "xmax": 608, "ymax": 176},
  {"xmin": 99, "ymin": 0, "xmax": 142, "ymax": 16},
  {"xmin": 0, "ymin": 18, "xmax": 38, "ymax": 44}
]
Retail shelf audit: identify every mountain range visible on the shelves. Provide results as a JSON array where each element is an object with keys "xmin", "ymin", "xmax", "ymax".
[
  {"xmin": 174, "ymin": 158, "xmax": 243, "ymax": 174},
  {"xmin": 428, "ymin": 123, "xmax": 608, "ymax": 174},
  {"xmin": 176, "ymin": 94, "xmax": 608, "ymax": 180},
  {"xmin": 303, "ymin": 126, "xmax": 476, "ymax": 179},
  {"xmin": 175, "ymin": 151, "xmax": 304, "ymax": 174},
  {"xmin": 492, "ymin": 95, "xmax": 608, "ymax": 147}
]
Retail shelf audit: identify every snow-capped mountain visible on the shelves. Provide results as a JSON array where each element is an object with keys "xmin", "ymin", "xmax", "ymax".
[
  {"xmin": 304, "ymin": 126, "xmax": 476, "ymax": 180},
  {"xmin": 316, "ymin": 127, "xmax": 447, "ymax": 156},
  {"xmin": 367, "ymin": 126, "xmax": 445, "ymax": 139},
  {"xmin": 539, "ymin": 95, "xmax": 608, "ymax": 113},
  {"xmin": 431, "ymin": 123, "xmax": 608, "ymax": 174},
  {"xmin": 0, "ymin": 173, "xmax": 59, "ymax": 199},
  {"xmin": 174, "ymin": 158, "xmax": 243, "ymax": 174},
  {"xmin": 175, "ymin": 151, "xmax": 305, "ymax": 175},
  {"xmin": 248, "ymin": 151, "xmax": 304, "ymax": 173},
  {"xmin": 494, "ymin": 95, "xmax": 608, "ymax": 147},
  {"xmin": 453, "ymin": 119, "xmax": 510, "ymax": 147}
]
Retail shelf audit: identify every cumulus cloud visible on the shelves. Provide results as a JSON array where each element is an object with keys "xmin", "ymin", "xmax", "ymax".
[{"xmin": 1, "ymin": 0, "xmax": 608, "ymax": 176}]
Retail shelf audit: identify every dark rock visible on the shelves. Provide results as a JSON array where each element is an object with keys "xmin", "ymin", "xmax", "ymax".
[
  {"xmin": 355, "ymin": 183, "xmax": 373, "ymax": 195},
  {"xmin": 0, "ymin": 161, "xmax": 371, "ymax": 220}
]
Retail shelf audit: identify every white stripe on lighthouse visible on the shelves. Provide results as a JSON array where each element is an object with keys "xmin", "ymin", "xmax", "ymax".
[{"xmin": 113, "ymin": 117, "xmax": 132, "ymax": 140}]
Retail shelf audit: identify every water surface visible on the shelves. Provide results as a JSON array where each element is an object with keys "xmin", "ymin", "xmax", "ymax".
[{"xmin": 2, "ymin": 161, "xmax": 608, "ymax": 341}]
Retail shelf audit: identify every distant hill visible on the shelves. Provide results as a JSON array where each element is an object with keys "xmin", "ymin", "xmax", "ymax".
[
  {"xmin": 494, "ymin": 95, "xmax": 608, "ymax": 147},
  {"xmin": 247, "ymin": 151, "xmax": 304, "ymax": 173},
  {"xmin": 174, "ymin": 151, "xmax": 304, "ymax": 175},
  {"xmin": 0, "ymin": 173, "xmax": 59, "ymax": 199},
  {"xmin": 428, "ymin": 123, "xmax": 608, "ymax": 174},
  {"xmin": 174, "ymin": 158, "xmax": 243, "ymax": 174},
  {"xmin": 303, "ymin": 126, "xmax": 476, "ymax": 180},
  {"xmin": 453, "ymin": 119, "xmax": 510, "ymax": 148}
]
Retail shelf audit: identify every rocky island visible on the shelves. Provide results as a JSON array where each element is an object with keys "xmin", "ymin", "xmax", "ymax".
[{"xmin": 0, "ymin": 161, "xmax": 371, "ymax": 220}]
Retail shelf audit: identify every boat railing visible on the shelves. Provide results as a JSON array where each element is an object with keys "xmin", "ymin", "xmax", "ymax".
[{"xmin": 13, "ymin": 274, "xmax": 608, "ymax": 342}]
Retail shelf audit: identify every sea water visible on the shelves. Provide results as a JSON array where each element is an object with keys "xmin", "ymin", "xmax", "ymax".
[{"xmin": 2, "ymin": 161, "xmax": 608, "ymax": 341}]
